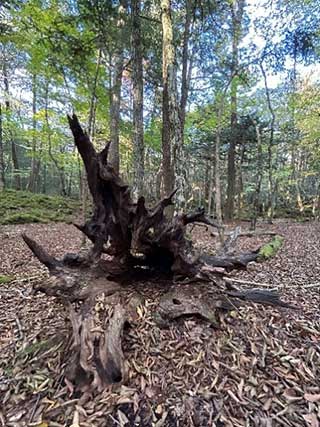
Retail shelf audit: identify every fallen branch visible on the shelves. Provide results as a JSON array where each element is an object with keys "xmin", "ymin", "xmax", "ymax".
[
  {"xmin": 225, "ymin": 277, "xmax": 276, "ymax": 288},
  {"xmin": 210, "ymin": 230, "xmax": 277, "ymax": 238}
]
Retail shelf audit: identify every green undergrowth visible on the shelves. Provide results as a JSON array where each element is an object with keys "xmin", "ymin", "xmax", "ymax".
[
  {"xmin": 0, "ymin": 275, "xmax": 14, "ymax": 284},
  {"xmin": 0, "ymin": 190, "xmax": 80, "ymax": 225},
  {"xmin": 258, "ymin": 235, "xmax": 284, "ymax": 260}
]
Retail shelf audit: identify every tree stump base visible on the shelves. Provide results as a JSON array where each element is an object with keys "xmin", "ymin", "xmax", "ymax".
[{"xmin": 22, "ymin": 114, "xmax": 293, "ymax": 394}]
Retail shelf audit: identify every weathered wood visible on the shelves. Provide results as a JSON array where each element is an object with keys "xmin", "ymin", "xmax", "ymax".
[
  {"xmin": 66, "ymin": 294, "xmax": 127, "ymax": 393},
  {"xmin": 21, "ymin": 114, "xmax": 294, "ymax": 394},
  {"xmin": 22, "ymin": 234, "xmax": 59, "ymax": 271},
  {"xmin": 154, "ymin": 289, "xmax": 234, "ymax": 328}
]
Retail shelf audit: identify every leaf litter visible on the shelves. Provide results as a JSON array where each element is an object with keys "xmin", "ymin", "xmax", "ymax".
[{"xmin": 0, "ymin": 220, "xmax": 319, "ymax": 426}]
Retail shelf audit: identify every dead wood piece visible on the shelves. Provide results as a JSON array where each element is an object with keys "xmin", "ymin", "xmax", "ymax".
[
  {"xmin": 217, "ymin": 225, "xmax": 241, "ymax": 256},
  {"xmin": 225, "ymin": 277, "xmax": 276, "ymax": 288},
  {"xmin": 200, "ymin": 249, "xmax": 259, "ymax": 271},
  {"xmin": 66, "ymin": 293, "xmax": 127, "ymax": 392},
  {"xmin": 154, "ymin": 290, "xmax": 232, "ymax": 328},
  {"xmin": 210, "ymin": 230, "xmax": 277, "ymax": 238},
  {"xmin": 22, "ymin": 234, "xmax": 59, "ymax": 270},
  {"xmin": 182, "ymin": 207, "xmax": 223, "ymax": 229},
  {"xmin": 226, "ymin": 288, "xmax": 296, "ymax": 309},
  {"xmin": 17, "ymin": 113, "xmax": 297, "ymax": 400}
]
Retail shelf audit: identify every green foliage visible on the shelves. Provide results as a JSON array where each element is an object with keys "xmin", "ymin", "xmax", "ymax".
[
  {"xmin": 0, "ymin": 190, "xmax": 80, "ymax": 225},
  {"xmin": 0, "ymin": 275, "xmax": 14, "ymax": 284},
  {"xmin": 0, "ymin": 0, "xmax": 319, "ymax": 219},
  {"xmin": 258, "ymin": 235, "xmax": 284, "ymax": 260}
]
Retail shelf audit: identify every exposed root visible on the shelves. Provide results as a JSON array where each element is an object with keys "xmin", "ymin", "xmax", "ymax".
[
  {"xmin": 66, "ymin": 293, "xmax": 127, "ymax": 393},
  {"xmin": 20, "ymin": 113, "xmax": 294, "ymax": 394}
]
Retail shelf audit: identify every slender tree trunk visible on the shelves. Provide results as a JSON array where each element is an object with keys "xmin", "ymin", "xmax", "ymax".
[
  {"xmin": 180, "ymin": 0, "xmax": 192, "ymax": 135},
  {"xmin": 0, "ymin": 103, "xmax": 5, "ymax": 191},
  {"xmin": 237, "ymin": 144, "xmax": 245, "ymax": 218},
  {"xmin": 109, "ymin": 0, "xmax": 126, "ymax": 175},
  {"xmin": 161, "ymin": 0, "xmax": 174, "ymax": 200},
  {"xmin": 132, "ymin": 0, "xmax": 144, "ymax": 198},
  {"xmin": 288, "ymin": 48, "xmax": 304, "ymax": 214},
  {"xmin": 226, "ymin": 86, "xmax": 237, "ymax": 220},
  {"xmin": 260, "ymin": 62, "xmax": 275, "ymax": 222},
  {"xmin": 161, "ymin": 0, "xmax": 185, "ymax": 212},
  {"xmin": 293, "ymin": 151, "xmax": 304, "ymax": 214},
  {"xmin": 44, "ymin": 81, "xmax": 67, "ymax": 196},
  {"xmin": 27, "ymin": 74, "xmax": 41, "ymax": 192},
  {"xmin": 215, "ymin": 125, "xmax": 224, "ymax": 243},
  {"xmin": 207, "ymin": 161, "xmax": 214, "ymax": 216},
  {"xmin": 3, "ymin": 65, "xmax": 21, "ymax": 190},
  {"xmin": 226, "ymin": 0, "xmax": 244, "ymax": 221},
  {"xmin": 250, "ymin": 121, "xmax": 263, "ymax": 230},
  {"xmin": 213, "ymin": 80, "xmax": 234, "ymax": 243},
  {"xmin": 204, "ymin": 159, "xmax": 210, "ymax": 204}
]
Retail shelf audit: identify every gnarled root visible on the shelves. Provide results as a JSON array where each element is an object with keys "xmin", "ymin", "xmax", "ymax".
[{"xmin": 66, "ymin": 293, "xmax": 127, "ymax": 393}]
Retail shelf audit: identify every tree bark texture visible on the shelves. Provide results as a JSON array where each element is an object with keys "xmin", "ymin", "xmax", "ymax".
[
  {"xmin": 109, "ymin": 0, "xmax": 127, "ymax": 174},
  {"xmin": 161, "ymin": 0, "xmax": 185, "ymax": 212},
  {"xmin": 132, "ymin": 0, "xmax": 145, "ymax": 198},
  {"xmin": 3, "ymin": 65, "xmax": 21, "ymax": 190},
  {"xmin": 27, "ymin": 74, "xmax": 41, "ymax": 192},
  {"xmin": 22, "ymin": 114, "xmax": 293, "ymax": 395},
  {"xmin": 226, "ymin": 0, "xmax": 244, "ymax": 221},
  {"xmin": 260, "ymin": 62, "xmax": 276, "ymax": 222},
  {"xmin": 250, "ymin": 121, "xmax": 263, "ymax": 230}
]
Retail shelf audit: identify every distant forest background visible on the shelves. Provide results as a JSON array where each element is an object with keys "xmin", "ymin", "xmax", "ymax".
[{"xmin": 0, "ymin": 0, "xmax": 320, "ymax": 223}]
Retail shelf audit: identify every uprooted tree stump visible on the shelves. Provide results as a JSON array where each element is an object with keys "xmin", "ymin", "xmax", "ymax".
[{"xmin": 22, "ymin": 114, "xmax": 293, "ymax": 395}]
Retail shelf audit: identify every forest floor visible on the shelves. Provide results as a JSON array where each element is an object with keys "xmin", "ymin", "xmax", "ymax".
[{"xmin": 0, "ymin": 220, "xmax": 319, "ymax": 427}]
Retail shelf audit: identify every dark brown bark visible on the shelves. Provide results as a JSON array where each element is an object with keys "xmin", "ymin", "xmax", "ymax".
[{"xmin": 22, "ymin": 114, "xmax": 293, "ymax": 395}]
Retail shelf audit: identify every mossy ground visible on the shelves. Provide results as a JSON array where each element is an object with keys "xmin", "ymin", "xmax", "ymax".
[
  {"xmin": 0, "ymin": 190, "xmax": 80, "ymax": 225},
  {"xmin": 258, "ymin": 235, "xmax": 284, "ymax": 259},
  {"xmin": 0, "ymin": 275, "xmax": 14, "ymax": 284}
]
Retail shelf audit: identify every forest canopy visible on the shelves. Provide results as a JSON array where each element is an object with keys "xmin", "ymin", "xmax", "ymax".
[{"xmin": 0, "ymin": 0, "xmax": 320, "ymax": 221}]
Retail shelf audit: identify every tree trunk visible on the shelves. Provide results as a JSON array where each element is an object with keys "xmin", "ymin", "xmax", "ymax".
[
  {"xmin": 250, "ymin": 121, "xmax": 263, "ymax": 230},
  {"xmin": 260, "ymin": 62, "xmax": 276, "ymax": 222},
  {"xmin": 109, "ymin": 0, "xmax": 126, "ymax": 174},
  {"xmin": 81, "ymin": 49, "xmax": 102, "ymax": 241},
  {"xmin": 225, "ymin": 0, "xmax": 244, "ymax": 221},
  {"xmin": 3, "ymin": 65, "xmax": 21, "ymax": 190},
  {"xmin": 0, "ymin": 103, "xmax": 5, "ymax": 191},
  {"xmin": 215, "ymin": 120, "xmax": 224, "ymax": 244},
  {"xmin": 237, "ymin": 143, "xmax": 245, "ymax": 218},
  {"xmin": 161, "ymin": 0, "xmax": 174, "ymax": 202},
  {"xmin": 207, "ymin": 160, "xmax": 214, "ymax": 216},
  {"xmin": 132, "ymin": 0, "xmax": 144, "ymax": 198},
  {"xmin": 180, "ymin": 0, "xmax": 192, "ymax": 136},
  {"xmin": 44, "ymin": 81, "xmax": 67, "ymax": 196},
  {"xmin": 161, "ymin": 0, "xmax": 185, "ymax": 212},
  {"xmin": 27, "ymin": 74, "xmax": 41, "ymax": 192}
]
